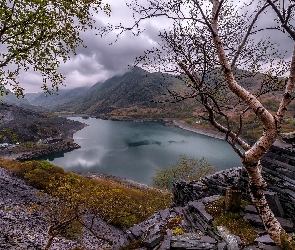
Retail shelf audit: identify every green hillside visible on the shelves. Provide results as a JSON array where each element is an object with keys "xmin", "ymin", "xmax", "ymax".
[{"xmin": 56, "ymin": 66, "xmax": 196, "ymax": 119}]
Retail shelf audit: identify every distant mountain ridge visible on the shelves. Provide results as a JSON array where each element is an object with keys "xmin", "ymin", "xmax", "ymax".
[
  {"xmin": 0, "ymin": 89, "xmax": 31, "ymax": 107},
  {"xmin": 53, "ymin": 66, "xmax": 195, "ymax": 119},
  {"xmin": 26, "ymin": 87, "xmax": 90, "ymax": 111},
  {"xmin": 24, "ymin": 67, "xmax": 274, "ymax": 121}
]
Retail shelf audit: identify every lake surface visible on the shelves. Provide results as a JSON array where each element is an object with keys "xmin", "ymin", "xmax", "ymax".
[{"xmin": 45, "ymin": 117, "xmax": 242, "ymax": 185}]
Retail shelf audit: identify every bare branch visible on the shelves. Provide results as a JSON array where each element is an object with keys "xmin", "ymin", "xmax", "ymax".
[
  {"xmin": 267, "ymin": 0, "xmax": 295, "ymax": 40},
  {"xmin": 231, "ymin": 3, "xmax": 270, "ymax": 68}
]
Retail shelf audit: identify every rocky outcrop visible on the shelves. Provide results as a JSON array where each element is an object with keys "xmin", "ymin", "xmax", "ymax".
[
  {"xmin": 125, "ymin": 194, "xmax": 290, "ymax": 249},
  {"xmin": 259, "ymin": 145, "xmax": 295, "ymax": 219},
  {"xmin": 0, "ymin": 103, "xmax": 88, "ymax": 160},
  {"xmin": 16, "ymin": 142, "xmax": 80, "ymax": 161},
  {"xmin": 172, "ymin": 145, "xmax": 295, "ymax": 221},
  {"xmin": 0, "ymin": 103, "xmax": 86, "ymax": 143},
  {"xmin": 123, "ymin": 145, "xmax": 295, "ymax": 249},
  {"xmin": 172, "ymin": 168, "xmax": 244, "ymax": 207},
  {"xmin": 126, "ymin": 206, "xmax": 222, "ymax": 249}
]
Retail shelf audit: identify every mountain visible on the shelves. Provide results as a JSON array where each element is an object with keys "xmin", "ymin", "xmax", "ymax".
[
  {"xmin": 56, "ymin": 67, "xmax": 195, "ymax": 119},
  {"xmin": 0, "ymin": 89, "xmax": 31, "ymax": 107},
  {"xmin": 26, "ymin": 87, "xmax": 90, "ymax": 111}
]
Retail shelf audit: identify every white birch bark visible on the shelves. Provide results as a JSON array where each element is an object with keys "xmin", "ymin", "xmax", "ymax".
[{"xmin": 210, "ymin": 0, "xmax": 295, "ymax": 246}]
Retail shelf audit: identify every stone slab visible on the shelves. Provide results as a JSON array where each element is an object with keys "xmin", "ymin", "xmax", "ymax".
[
  {"xmin": 158, "ymin": 235, "xmax": 171, "ymax": 250},
  {"xmin": 142, "ymin": 234, "xmax": 164, "ymax": 248},
  {"xmin": 243, "ymin": 213, "xmax": 264, "ymax": 227},
  {"xmin": 244, "ymin": 205, "xmax": 257, "ymax": 213},
  {"xmin": 264, "ymin": 191, "xmax": 285, "ymax": 217},
  {"xmin": 255, "ymin": 235, "xmax": 276, "ymax": 245},
  {"xmin": 189, "ymin": 201, "xmax": 213, "ymax": 223},
  {"xmin": 277, "ymin": 217, "xmax": 295, "ymax": 232}
]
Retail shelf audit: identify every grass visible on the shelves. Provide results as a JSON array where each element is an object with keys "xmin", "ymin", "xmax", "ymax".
[
  {"xmin": 0, "ymin": 158, "xmax": 172, "ymax": 229},
  {"xmin": 205, "ymin": 197, "xmax": 258, "ymax": 245}
]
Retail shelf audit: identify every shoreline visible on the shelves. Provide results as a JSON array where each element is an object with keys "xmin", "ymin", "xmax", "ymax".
[
  {"xmin": 77, "ymin": 172, "xmax": 153, "ymax": 190},
  {"xmin": 0, "ymin": 122, "xmax": 87, "ymax": 161},
  {"xmin": 93, "ymin": 115, "xmax": 227, "ymax": 140},
  {"xmin": 171, "ymin": 120, "xmax": 226, "ymax": 140}
]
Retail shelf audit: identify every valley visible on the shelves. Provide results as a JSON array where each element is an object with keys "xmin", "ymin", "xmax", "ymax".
[{"xmin": 0, "ymin": 66, "xmax": 295, "ymax": 162}]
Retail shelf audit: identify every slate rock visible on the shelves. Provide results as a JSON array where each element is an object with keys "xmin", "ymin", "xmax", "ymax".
[
  {"xmin": 264, "ymin": 191, "xmax": 285, "ymax": 217},
  {"xmin": 242, "ymin": 246, "xmax": 260, "ymax": 250},
  {"xmin": 188, "ymin": 201, "xmax": 213, "ymax": 223},
  {"xmin": 217, "ymin": 242, "xmax": 227, "ymax": 250},
  {"xmin": 277, "ymin": 217, "xmax": 295, "ymax": 232},
  {"xmin": 202, "ymin": 195, "xmax": 222, "ymax": 204},
  {"xmin": 158, "ymin": 235, "xmax": 171, "ymax": 250},
  {"xmin": 200, "ymin": 236, "xmax": 217, "ymax": 244},
  {"xmin": 257, "ymin": 243, "xmax": 283, "ymax": 249},
  {"xmin": 128, "ymin": 224, "xmax": 144, "ymax": 238},
  {"xmin": 255, "ymin": 235, "xmax": 276, "ymax": 245},
  {"xmin": 142, "ymin": 234, "xmax": 164, "ymax": 248},
  {"xmin": 244, "ymin": 205, "xmax": 257, "ymax": 214},
  {"xmin": 243, "ymin": 213, "xmax": 264, "ymax": 227}
]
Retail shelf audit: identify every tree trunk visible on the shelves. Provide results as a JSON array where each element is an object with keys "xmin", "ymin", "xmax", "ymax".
[
  {"xmin": 225, "ymin": 186, "xmax": 242, "ymax": 213},
  {"xmin": 44, "ymin": 234, "xmax": 56, "ymax": 250},
  {"xmin": 243, "ymin": 161, "xmax": 284, "ymax": 246}
]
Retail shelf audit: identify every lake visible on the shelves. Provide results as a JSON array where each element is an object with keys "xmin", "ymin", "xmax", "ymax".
[{"xmin": 44, "ymin": 117, "xmax": 242, "ymax": 185}]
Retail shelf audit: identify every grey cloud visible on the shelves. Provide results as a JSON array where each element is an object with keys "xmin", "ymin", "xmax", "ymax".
[{"xmin": 5, "ymin": 0, "xmax": 295, "ymax": 93}]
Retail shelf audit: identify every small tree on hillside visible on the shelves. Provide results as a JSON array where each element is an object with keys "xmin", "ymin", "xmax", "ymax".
[
  {"xmin": 36, "ymin": 176, "xmax": 114, "ymax": 250},
  {"xmin": 112, "ymin": 0, "xmax": 295, "ymax": 247},
  {"xmin": 152, "ymin": 154, "xmax": 215, "ymax": 190}
]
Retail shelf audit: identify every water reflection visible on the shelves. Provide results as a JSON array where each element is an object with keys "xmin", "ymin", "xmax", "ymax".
[
  {"xmin": 45, "ymin": 117, "xmax": 242, "ymax": 185},
  {"xmin": 126, "ymin": 139, "xmax": 162, "ymax": 147}
]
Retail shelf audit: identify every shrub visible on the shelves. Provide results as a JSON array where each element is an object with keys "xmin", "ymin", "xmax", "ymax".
[
  {"xmin": 152, "ymin": 154, "xmax": 216, "ymax": 190},
  {"xmin": 59, "ymin": 220, "xmax": 83, "ymax": 240}
]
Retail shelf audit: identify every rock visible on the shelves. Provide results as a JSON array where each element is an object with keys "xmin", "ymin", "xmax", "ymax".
[
  {"xmin": 242, "ymin": 246, "xmax": 260, "ymax": 250},
  {"xmin": 200, "ymin": 236, "xmax": 217, "ymax": 244},
  {"xmin": 277, "ymin": 217, "xmax": 295, "ymax": 232},
  {"xmin": 244, "ymin": 205, "xmax": 257, "ymax": 213},
  {"xmin": 188, "ymin": 201, "xmax": 213, "ymax": 224},
  {"xmin": 128, "ymin": 224, "xmax": 144, "ymax": 239},
  {"xmin": 264, "ymin": 191, "xmax": 285, "ymax": 217},
  {"xmin": 170, "ymin": 233, "xmax": 217, "ymax": 250},
  {"xmin": 0, "ymin": 167, "xmax": 127, "ymax": 250},
  {"xmin": 243, "ymin": 213, "xmax": 264, "ymax": 228},
  {"xmin": 217, "ymin": 242, "xmax": 227, "ymax": 250},
  {"xmin": 158, "ymin": 235, "xmax": 171, "ymax": 250},
  {"xmin": 257, "ymin": 245, "xmax": 282, "ymax": 250},
  {"xmin": 216, "ymin": 226, "xmax": 239, "ymax": 250},
  {"xmin": 255, "ymin": 235, "xmax": 276, "ymax": 245},
  {"xmin": 142, "ymin": 234, "xmax": 164, "ymax": 248}
]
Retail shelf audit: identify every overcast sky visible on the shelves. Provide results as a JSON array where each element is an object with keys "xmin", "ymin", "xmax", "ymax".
[
  {"xmin": 20, "ymin": 0, "xmax": 166, "ymax": 93},
  {"xmin": 15, "ymin": 0, "xmax": 295, "ymax": 93}
]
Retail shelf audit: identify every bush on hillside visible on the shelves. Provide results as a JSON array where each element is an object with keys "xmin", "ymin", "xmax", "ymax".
[{"xmin": 152, "ymin": 154, "xmax": 216, "ymax": 190}]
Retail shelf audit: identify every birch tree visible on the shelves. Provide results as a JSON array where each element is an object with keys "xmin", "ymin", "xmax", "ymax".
[{"xmin": 114, "ymin": 0, "xmax": 295, "ymax": 247}]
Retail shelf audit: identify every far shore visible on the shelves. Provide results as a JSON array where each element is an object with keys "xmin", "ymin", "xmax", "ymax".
[
  {"xmin": 171, "ymin": 120, "xmax": 226, "ymax": 140},
  {"xmin": 93, "ymin": 114, "xmax": 227, "ymax": 140}
]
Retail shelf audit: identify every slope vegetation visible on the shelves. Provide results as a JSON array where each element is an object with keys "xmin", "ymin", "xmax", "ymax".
[{"xmin": 56, "ymin": 67, "xmax": 196, "ymax": 119}]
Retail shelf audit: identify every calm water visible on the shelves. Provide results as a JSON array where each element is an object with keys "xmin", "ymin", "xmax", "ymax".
[{"xmin": 45, "ymin": 117, "xmax": 241, "ymax": 185}]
